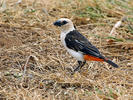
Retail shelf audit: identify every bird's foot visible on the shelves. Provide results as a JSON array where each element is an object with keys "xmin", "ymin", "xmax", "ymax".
[
  {"xmin": 74, "ymin": 67, "xmax": 81, "ymax": 72},
  {"xmin": 70, "ymin": 66, "xmax": 81, "ymax": 75}
]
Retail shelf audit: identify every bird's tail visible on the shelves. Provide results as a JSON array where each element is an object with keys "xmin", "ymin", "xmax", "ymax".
[{"xmin": 104, "ymin": 59, "xmax": 119, "ymax": 68}]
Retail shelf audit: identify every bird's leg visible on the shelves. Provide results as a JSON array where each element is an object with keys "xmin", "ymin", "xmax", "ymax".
[
  {"xmin": 74, "ymin": 61, "xmax": 86, "ymax": 72},
  {"xmin": 73, "ymin": 61, "xmax": 82, "ymax": 72},
  {"xmin": 80, "ymin": 61, "xmax": 86, "ymax": 69}
]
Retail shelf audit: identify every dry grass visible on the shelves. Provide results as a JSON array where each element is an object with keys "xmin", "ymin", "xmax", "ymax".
[{"xmin": 0, "ymin": 0, "xmax": 133, "ymax": 100}]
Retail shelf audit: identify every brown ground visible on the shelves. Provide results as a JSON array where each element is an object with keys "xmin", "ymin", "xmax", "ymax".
[{"xmin": 0, "ymin": 0, "xmax": 133, "ymax": 100}]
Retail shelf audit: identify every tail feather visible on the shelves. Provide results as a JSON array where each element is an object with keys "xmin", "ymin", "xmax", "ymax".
[{"xmin": 105, "ymin": 59, "xmax": 119, "ymax": 68}]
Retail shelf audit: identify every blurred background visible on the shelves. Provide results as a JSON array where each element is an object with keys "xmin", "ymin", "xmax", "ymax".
[{"xmin": 0, "ymin": 0, "xmax": 132, "ymax": 99}]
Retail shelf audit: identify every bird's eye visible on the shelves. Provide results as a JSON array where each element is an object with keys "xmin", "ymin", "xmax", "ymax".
[{"xmin": 62, "ymin": 21, "xmax": 68, "ymax": 24}]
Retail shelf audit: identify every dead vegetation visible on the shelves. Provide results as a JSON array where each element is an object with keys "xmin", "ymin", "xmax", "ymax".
[{"xmin": 0, "ymin": 0, "xmax": 133, "ymax": 100}]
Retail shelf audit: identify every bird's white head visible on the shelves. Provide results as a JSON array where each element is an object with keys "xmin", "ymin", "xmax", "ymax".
[{"xmin": 53, "ymin": 18, "xmax": 75, "ymax": 33}]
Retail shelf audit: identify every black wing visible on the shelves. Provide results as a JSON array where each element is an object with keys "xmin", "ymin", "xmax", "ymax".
[{"xmin": 65, "ymin": 30, "xmax": 104, "ymax": 59}]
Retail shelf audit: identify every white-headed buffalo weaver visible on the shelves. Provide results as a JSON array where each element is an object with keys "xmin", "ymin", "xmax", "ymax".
[{"xmin": 53, "ymin": 18, "xmax": 119, "ymax": 72}]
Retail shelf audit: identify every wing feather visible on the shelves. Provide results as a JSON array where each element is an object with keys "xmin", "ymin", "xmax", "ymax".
[{"xmin": 65, "ymin": 30, "xmax": 104, "ymax": 59}]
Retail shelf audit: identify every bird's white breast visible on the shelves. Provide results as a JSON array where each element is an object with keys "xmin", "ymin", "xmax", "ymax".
[{"xmin": 60, "ymin": 31, "xmax": 84, "ymax": 61}]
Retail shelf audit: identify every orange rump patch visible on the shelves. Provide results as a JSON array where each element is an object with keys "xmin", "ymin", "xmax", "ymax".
[{"xmin": 84, "ymin": 55, "xmax": 104, "ymax": 61}]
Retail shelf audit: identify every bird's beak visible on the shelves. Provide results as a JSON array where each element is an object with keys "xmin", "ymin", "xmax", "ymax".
[{"xmin": 53, "ymin": 20, "xmax": 62, "ymax": 27}]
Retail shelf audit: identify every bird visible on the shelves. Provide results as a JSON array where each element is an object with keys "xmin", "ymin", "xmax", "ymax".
[{"xmin": 53, "ymin": 18, "xmax": 119, "ymax": 72}]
